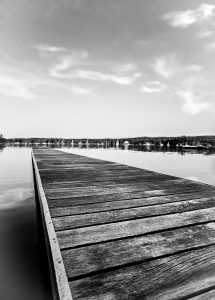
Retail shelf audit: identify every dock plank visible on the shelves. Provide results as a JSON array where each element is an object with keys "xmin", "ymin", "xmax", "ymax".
[
  {"xmin": 62, "ymin": 222, "xmax": 215, "ymax": 278},
  {"xmin": 69, "ymin": 244, "xmax": 215, "ymax": 300},
  {"xmin": 57, "ymin": 206, "xmax": 215, "ymax": 248},
  {"xmin": 52, "ymin": 197, "xmax": 215, "ymax": 229},
  {"xmin": 51, "ymin": 195, "xmax": 215, "ymax": 218},
  {"xmin": 48, "ymin": 189, "xmax": 215, "ymax": 207},
  {"xmin": 32, "ymin": 148, "xmax": 215, "ymax": 300}
]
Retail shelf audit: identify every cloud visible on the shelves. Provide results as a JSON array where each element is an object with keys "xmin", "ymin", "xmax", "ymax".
[
  {"xmin": 49, "ymin": 51, "xmax": 142, "ymax": 85},
  {"xmin": 196, "ymin": 29, "xmax": 213, "ymax": 38},
  {"xmin": 50, "ymin": 50, "xmax": 89, "ymax": 76},
  {"xmin": 0, "ymin": 71, "xmax": 94, "ymax": 99},
  {"xmin": 140, "ymin": 81, "xmax": 167, "ymax": 93},
  {"xmin": 50, "ymin": 52, "xmax": 142, "ymax": 85},
  {"xmin": 74, "ymin": 70, "xmax": 141, "ymax": 85},
  {"xmin": 162, "ymin": 3, "xmax": 215, "ymax": 28},
  {"xmin": 51, "ymin": 68, "xmax": 142, "ymax": 85},
  {"xmin": 206, "ymin": 41, "xmax": 215, "ymax": 50},
  {"xmin": 0, "ymin": 57, "xmax": 95, "ymax": 99},
  {"xmin": 112, "ymin": 63, "xmax": 138, "ymax": 73},
  {"xmin": 153, "ymin": 56, "xmax": 177, "ymax": 78},
  {"xmin": 153, "ymin": 55, "xmax": 203, "ymax": 78},
  {"xmin": 187, "ymin": 65, "xmax": 203, "ymax": 72},
  {"xmin": 177, "ymin": 90, "xmax": 208, "ymax": 114},
  {"xmin": 34, "ymin": 43, "xmax": 67, "ymax": 53},
  {"xmin": 70, "ymin": 86, "xmax": 92, "ymax": 95},
  {"xmin": 0, "ymin": 75, "xmax": 36, "ymax": 99}
]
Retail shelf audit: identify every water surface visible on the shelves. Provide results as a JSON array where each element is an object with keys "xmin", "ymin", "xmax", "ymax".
[{"xmin": 0, "ymin": 147, "xmax": 45, "ymax": 300}]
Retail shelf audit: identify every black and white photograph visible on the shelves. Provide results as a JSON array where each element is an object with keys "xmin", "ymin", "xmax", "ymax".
[{"xmin": 0, "ymin": 0, "xmax": 215, "ymax": 299}]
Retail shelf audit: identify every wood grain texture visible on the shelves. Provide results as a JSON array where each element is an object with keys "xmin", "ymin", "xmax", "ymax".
[
  {"xmin": 62, "ymin": 222, "xmax": 215, "ymax": 278},
  {"xmin": 44, "ymin": 180, "xmax": 204, "ymax": 198},
  {"xmin": 69, "ymin": 244, "xmax": 215, "ymax": 300},
  {"xmin": 57, "ymin": 207, "xmax": 215, "ymax": 249},
  {"xmin": 33, "ymin": 148, "xmax": 215, "ymax": 300},
  {"xmin": 191, "ymin": 289, "xmax": 215, "ymax": 299},
  {"xmin": 52, "ymin": 197, "xmax": 215, "ymax": 228},
  {"xmin": 47, "ymin": 189, "xmax": 215, "ymax": 207},
  {"xmin": 46, "ymin": 186, "xmax": 209, "ymax": 201}
]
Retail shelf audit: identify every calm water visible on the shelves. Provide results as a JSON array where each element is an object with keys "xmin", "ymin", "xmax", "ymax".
[
  {"xmin": 61, "ymin": 147, "xmax": 215, "ymax": 186},
  {"xmin": 0, "ymin": 147, "xmax": 45, "ymax": 300}
]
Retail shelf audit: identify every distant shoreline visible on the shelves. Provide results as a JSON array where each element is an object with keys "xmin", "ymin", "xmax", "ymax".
[{"xmin": 1, "ymin": 135, "xmax": 215, "ymax": 148}]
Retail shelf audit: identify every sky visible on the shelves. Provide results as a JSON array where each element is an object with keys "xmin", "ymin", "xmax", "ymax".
[{"xmin": 0, "ymin": 0, "xmax": 215, "ymax": 138}]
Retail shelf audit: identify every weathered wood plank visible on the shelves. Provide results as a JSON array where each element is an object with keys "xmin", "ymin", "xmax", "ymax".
[
  {"xmin": 47, "ymin": 190, "xmax": 215, "ymax": 207},
  {"xmin": 42, "ymin": 173, "xmax": 178, "ymax": 186},
  {"xmin": 69, "ymin": 244, "xmax": 215, "ymax": 300},
  {"xmin": 191, "ymin": 289, "xmax": 215, "ymax": 299},
  {"xmin": 51, "ymin": 194, "xmax": 215, "ymax": 217},
  {"xmin": 46, "ymin": 186, "xmax": 208, "ymax": 200},
  {"xmin": 52, "ymin": 197, "xmax": 215, "ymax": 228},
  {"xmin": 44, "ymin": 179, "xmax": 201, "ymax": 193},
  {"xmin": 39, "ymin": 170, "xmax": 157, "ymax": 182},
  {"xmin": 62, "ymin": 222, "xmax": 215, "ymax": 278},
  {"xmin": 57, "ymin": 206, "xmax": 215, "ymax": 249},
  {"xmin": 45, "ymin": 183, "xmax": 209, "ymax": 199},
  {"xmin": 43, "ymin": 173, "xmax": 177, "ymax": 185}
]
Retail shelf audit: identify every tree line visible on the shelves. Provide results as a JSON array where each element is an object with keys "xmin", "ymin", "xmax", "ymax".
[
  {"xmin": 0, "ymin": 134, "xmax": 6, "ymax": 143},
  {"xmin": 2, "ymin": 135, "xmax": 215, "ymax": 147}
]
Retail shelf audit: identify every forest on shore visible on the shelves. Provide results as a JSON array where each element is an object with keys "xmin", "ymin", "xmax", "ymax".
[{"xmin": 1, "ymin": 134, "xmax": 215, "ymax": 147}]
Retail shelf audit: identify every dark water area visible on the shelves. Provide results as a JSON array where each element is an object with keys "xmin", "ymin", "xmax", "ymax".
[{"xmin": 0, "ymin": 147, "xmax": 45, "ymax": 300}]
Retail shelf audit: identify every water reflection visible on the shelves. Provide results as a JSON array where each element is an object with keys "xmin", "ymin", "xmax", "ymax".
[
  {"xmin": 127, "ymin": 144, "xmax": 215, "ymax": 156},
  {"xmin": 5, "ymin": 141, "xmax": 215, "ymax": 156},
  {"xmin": 0, "ymin": 143, "xmax": 5, "ymax": 152},
  {"xmin": 0, "ymin": 148, "xmax": 45, "ymax": 300},
  {"xmin": 52, "ymin": 142, "xmax": 215, "ymax": 156}
]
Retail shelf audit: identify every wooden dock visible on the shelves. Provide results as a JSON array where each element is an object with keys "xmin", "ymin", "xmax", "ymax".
[{"xmin": 32, "ymin": 148, "xmax": 215, "ymax": 300}]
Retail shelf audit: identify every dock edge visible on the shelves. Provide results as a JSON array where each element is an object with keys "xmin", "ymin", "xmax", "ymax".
[{"xmin": 32, "ymin": 151, "xmax": 73, "ymax": 300}]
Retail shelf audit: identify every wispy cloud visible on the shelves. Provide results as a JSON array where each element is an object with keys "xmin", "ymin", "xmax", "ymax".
[
  {"xmin": 153, "ymin": 55, "xmax": 203, "ymax": 78},
  {"xmin": 51, "ymin": 66, "xmax": 142, "ymax": 85},
  {"xmin": 0, "ymin": 74, "xmax": 36, "ymax": 99},
  {"xmin": 152, "ymin": 54, "xmax": 207, "ymax": 114},
  {"xmin": 70, "ymin": 86, "xmax": 92, "ymax": 95},
  {"xmin": 187, "ymin": 65, "xmax": 203, "ymax": 72},
  {"xmin": 49, "ymin": 52, "xmax": 142, "ymax": 85},
  {"xmin": 206, "ymin": 41, "xmax": 215, "ymax": 49},
  {"xmin": 111, "ymin": 63, "xmax": 138, "ymax": 73},
  {"xmin": 140, "ymin": 81, "xmax": 167, "ymax": 93},
  {"xmin": 0, "ymin": 66, "xmax": 93, "ymax": 99},
  {"xmin": 162, "ymin": 3, "xmax": 215, "ymax": 28},
  {"xmin": 34, "ymin": 43, "xmax": 67, "ymax": 53},
  {"xmin": 153, "ymin": 56, "xmax": 178, "ymax": 78},
  {"xmin": 72, "ymin": 70, "xmax": 141, "ymax": 85},
  {"xmin": 177, "ymin": 90, "xmax": 208, "ymax": 114},
  {"xmin": 196, "ymin": 29, "xmax": 213, "ymax": 38},
  {"xmin": 50, "ymin": 49, "xmax": 89, "ymax": 76}
]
